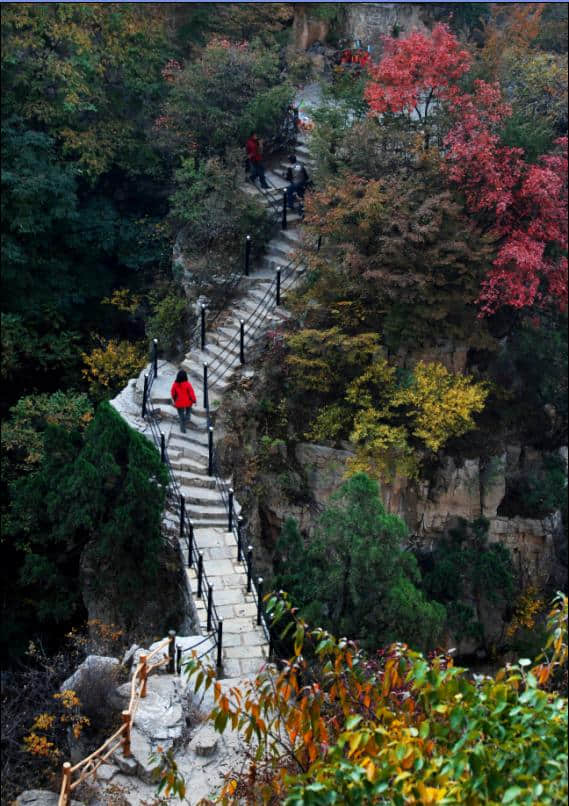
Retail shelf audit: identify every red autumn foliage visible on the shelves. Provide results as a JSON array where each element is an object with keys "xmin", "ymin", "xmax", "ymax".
[
  {"xmin": 365, "ymin": 25, "xmax": 568, "ymax": 315},
  {"xmin": 364, "ymin": 23, "xmax": 471, "ymax": 117}
]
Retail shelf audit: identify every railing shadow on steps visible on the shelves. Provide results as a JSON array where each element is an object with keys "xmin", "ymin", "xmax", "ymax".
[{"xmin": 58, "ymin": 636, "xmax": 174, "ymax": 805}]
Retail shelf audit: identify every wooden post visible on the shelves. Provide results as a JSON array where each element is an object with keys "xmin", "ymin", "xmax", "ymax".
[
  {"xmin": 140, "ymin": 654, "xmax": 148, "ymax": 698},
  {"xmin": 60, "ymin": 761, "xmax": 72, "ymax": 804},
  {"xmin": 121, "ymin": 711, "xmax": 131, "ymax": 758}
]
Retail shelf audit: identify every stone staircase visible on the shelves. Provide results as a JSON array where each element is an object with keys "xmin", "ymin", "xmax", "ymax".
[{"xmin": 146, "ymin": 132, "xmax": 313, "ymax": 679}]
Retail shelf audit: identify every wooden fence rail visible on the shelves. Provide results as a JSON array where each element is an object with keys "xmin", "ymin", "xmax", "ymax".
[{"xmin": 58, "ymin": 634, "xmax": 174, "ymax": 805}]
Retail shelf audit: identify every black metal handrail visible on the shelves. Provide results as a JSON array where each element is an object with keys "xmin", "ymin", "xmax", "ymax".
[
  {"xmin": 207, "ymin": 250, "xmax": 302, "ymax": 385},
  {"xmin": 139, "ymin": 113, "xmax": 317, "ymax": 666}
]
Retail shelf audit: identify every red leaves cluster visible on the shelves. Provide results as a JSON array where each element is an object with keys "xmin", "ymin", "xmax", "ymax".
[
  {"xmin": 445, "ymin": 81, "xmax": 568, "ymax": 313},
  {"xmin": 364, "ymin": 24, "xmax": 471, "ymax": 116},
  {"xmin": 365, "ymin": 25, "xmax": 568, "ymax": 315}
]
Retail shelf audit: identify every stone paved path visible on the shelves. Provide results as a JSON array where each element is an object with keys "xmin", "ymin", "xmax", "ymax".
[{"xmin": 146, "ymin": 132, "xmax": 315, "ymax": 678}]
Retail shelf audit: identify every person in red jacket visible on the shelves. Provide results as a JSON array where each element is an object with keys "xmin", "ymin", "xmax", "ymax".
[
  {"xmin": 245, "ymin": 132, "xmax": 269, "ymax": 188},
  {"xmin": 170, "ymin": 369, "xmax": 197, "ymax": 433}
]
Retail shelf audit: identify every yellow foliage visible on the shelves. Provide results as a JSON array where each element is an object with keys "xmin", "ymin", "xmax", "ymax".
[
  {"xmin": 346, "ymin": 358, "xmax": 397, "ymax": 409},
  {"xmin": 396, "ymin": 361, "xmax": 488, "ymax": 453},
  {"xmin": 23, "ymin": 732, "xmax": 60, "ymax": 759},
  {"xmin": 348, "ymin": 413, "xmax": 419, "ymax": 482},
  {"xmin": 32, "ymin": 713, "xmax": 56, "ymax": 731},
  {"xmin": 53, "ymin": 689, "xmax": 81, "ymax": 709},
  {"xmin": 82, "ymin": 336, "xmax": 146, "ymax": 399},
  {"xmin": 507, "ymin": 586, "xmax": 545, "ymax": 638},
  {"xmin": 101, "ymin": 288, "xmax": 142, "ymax": 316}
]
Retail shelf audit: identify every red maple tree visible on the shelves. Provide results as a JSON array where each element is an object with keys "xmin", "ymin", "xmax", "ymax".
[{"xmin": 365, "ymin": 25, "xmax": 568, "ymax": 315}]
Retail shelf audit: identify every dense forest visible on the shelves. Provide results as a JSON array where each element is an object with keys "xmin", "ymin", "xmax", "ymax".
[{"xmin": 1, "ymin": 3, "xmax": 567, "ymax": 803}]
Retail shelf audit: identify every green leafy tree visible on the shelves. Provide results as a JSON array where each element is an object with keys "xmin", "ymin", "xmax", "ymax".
[
  {"xmin": 274, "ymin": 473, "xmax": 445, "ymax": 651},
  {"xmin": 2, "ymin": 403, "xmax": 167, "ymax": 658},
  {"xmin": 157, "ymin": 38, "xmax": 293, "ymax": 159},
  {"xmin": 171, "ymin": 593, "xmax": 568, "ymax": 805},
  {"xmin": 422, "ymin": 517, "xmax": 517, "ymax": 645}
]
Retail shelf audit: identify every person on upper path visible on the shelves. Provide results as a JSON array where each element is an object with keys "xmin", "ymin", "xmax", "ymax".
[
  {"xmin": 286, "ymin": 157, "xmax": 310, "ymax": 211},
  {"xmin": 245, "ymin": 131, "xmax": 269, "ymax": 189},
  {"xmin": 170, "ymin": 369, "xmax": 197, "ymax": 434}
]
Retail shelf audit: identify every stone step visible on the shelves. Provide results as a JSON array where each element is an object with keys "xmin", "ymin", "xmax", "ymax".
[
  {"xmin": 169, "ymin": 427, "xmax": 209, "ymax": 447},
  {"xmin": 265, "ymin": 251, "xmax": 294, "ymax": 269},
  {"xmin": 180, "ymin": 485, "xmax": 225, "ymax": 507},
  {"xmin": 265, "ymin": 171, "xmax": 288, "ymax": 189},
  {"xmin": 186, "ymin": 507, "xmax": 229, "ymax": 524},
  {"xmin": 169, "ymin": 456, "xmax": 209, "ymax": 475},
  {"xmin": 175, "ymin": 470, "xmax": 217, "ymax": 488},
  {"xmin": 168, "ymin": 437, "xmax": 209, "ymax": 462}
]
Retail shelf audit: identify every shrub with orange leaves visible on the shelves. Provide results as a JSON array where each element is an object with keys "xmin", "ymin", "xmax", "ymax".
[{"xmin": 164, "ymin": 592, "xmax": 568, "ymax": 804}]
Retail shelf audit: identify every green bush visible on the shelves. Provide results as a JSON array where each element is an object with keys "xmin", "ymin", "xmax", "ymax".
[
  {"xmin": 147, "ymin": 287, "xmax": 190, "ymax": 359},
  {"xmin": 274, "ymin": 473, "xmax": 446, "ymax": 652}
]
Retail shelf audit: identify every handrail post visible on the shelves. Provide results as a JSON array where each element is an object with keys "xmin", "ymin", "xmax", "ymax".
[
  {"xmin": 188, "ymin": 519, "xmax": 194, "ymax": 567},
  {"xmin": 176, "ymin": 645, "xmax": 182, "ymax": 675},
  {"xmin": 228, "ymin": 488, "xmax": 234, "ymax": 533},
  {"xmin": 237, "ymin": 515, "xmax": 244, "ymax": 562},
  {"xmin": 160, "ymin": 432, "xmax": 166, "ymax": 464},
  {"xmin": 257, "ymin": 577, "xmax": 264, "ymax": 626},
  {"xmin": 293, "ymin": 106, "xmax": 299, "ymax": 147},
  {"xmin": 282, "ymin": 190, "xmax": 287, "ymax": 230},
  {"xmin": 180, "ymin": 495, "xmax": 185, "ymax": 539},
  {"xmin": 168, "ymin": 630, "xmax": 176, "ymax": 674},
  {"xmin": 121, "ymin": 711, "xmax": 131, "ymax": 757},
  {"xmin": 60, "ymin": 761, "xmax": 72, "ymax": 804},
  {"xmin": 207, "ymin": 584, "xmax": 214, "ymax": 632},
  {"xmin": 216, "ymin": 620, "xmax": 223, "ymax": 670},
  {"xmin": 203, "ymin": 363, "xmax": 209, "ymax": 410},
  {"xmin": 142, "ymin": 374, "xmax": 149, "ymax": 418},
  {"xmin": 276, "ymin": 266, "xmax": 281, "ymax": 306},
  {"xmin": 240, "ymin": 320, "xmax": 245, "ymax": 364},
  {"xmin": 208, "ymin": 426, "xmax": 214, "ymax": 476},
  {"xmin": 246, "ymin": 545, "xmax": 253, "ymax": 593},
  {"xmin": 200, "ymin": 305, "xmax": 206, "ymax": 350},
  {"xmin": 140, "ymin": 654, "xmax": 148, "ymax": 698},
  {"xmin": 197, "ymin": 552, "xmax": 204, "ymax": 598},
  {"xmin": 245, "ymin": 234, "xmax": 251, "ymax": 277},
  {"xmin": 153, "ymin": 338, "xmax": 158, "ymax": 377}
]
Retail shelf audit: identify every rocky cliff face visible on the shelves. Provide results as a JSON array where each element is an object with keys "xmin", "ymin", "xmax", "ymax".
[
  {"xmin": 290, "ymin": 3, "xmax": 435, "ymax": 56},
  {"xmin": 258, "ymin": 442, "xmax": 567, "ymax": 592},
  {"xmin": 342, "ymin": 2, "xmax": 432, "ymax": 50}
]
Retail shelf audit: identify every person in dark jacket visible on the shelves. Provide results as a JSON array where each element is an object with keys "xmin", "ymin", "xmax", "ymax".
[
  {"xmin": 245, "ymin": 132, "xmax": 269, "ymax": 189},
  {"xmin": 286, "ymin": 158, "xmax": 310, "ymax": 210},
  {"xmin": 170, "ymin": 369, "xmax": 197, "ymax": 433}
]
